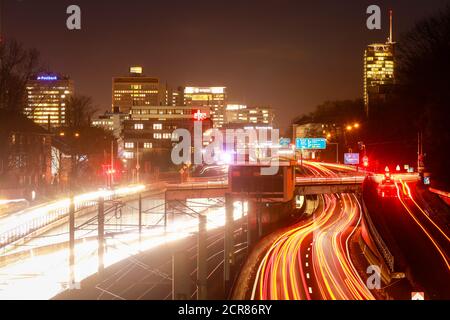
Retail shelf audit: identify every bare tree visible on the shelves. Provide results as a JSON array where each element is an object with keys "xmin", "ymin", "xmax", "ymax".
[
  {"xmin": 0, "ymin": 39, "xmax": 41, "ymax": 112},
  {"xmin": 65, "ymin": 95, "xmax": 98, "ymax": 128}
]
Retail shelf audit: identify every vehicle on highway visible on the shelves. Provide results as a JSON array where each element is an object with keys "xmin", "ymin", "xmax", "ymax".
[{"xmin": 377, "ymin": 170, "xmax": 397, "ymax": 198}]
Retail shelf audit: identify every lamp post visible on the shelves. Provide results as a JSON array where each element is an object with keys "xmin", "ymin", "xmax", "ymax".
[
  {"xmin": 344, "ymin": 123, "xmax": 361, "ymax": 153},
  {"xmin": 136, "ymin": 142, "xmax": 140, "ymax": 184},
  {"xmin": 325, "ymin": 123, "xmax": 360, "ymax": 164}
]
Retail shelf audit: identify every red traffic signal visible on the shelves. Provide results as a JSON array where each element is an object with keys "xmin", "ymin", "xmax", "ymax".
[{"xmin": 362, "ymin": 156, "xmax": 369, "ymax": 167}]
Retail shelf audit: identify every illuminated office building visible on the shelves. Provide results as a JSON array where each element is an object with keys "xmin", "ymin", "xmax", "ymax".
[
  {"xmin": 25, "ymin": 74, "xmax": 74, "ymax": 127},
  {"xmin": 91, "ymin": 107, "xmax": 129, "ymax": 139},
  {"xmin": 161, "ymin": 84, "xmax": 185, "ymax": 106},
  {"xmin": 225, "ymin": 104, "xmax": 274, "ymax": 125},
  {"xmin": 184, "ymin": 86, "xmax": 226, "ymax": 128},
  {"xmin": 112, "ymin": 66, "xmax": 160, "ymax": 113},
  {"xmin": 120, "ymin": 105, "xmax": 211, "ymax": 166},
  {"xmin": 363, "ymin": 10, "xmax": 395, "ymax": 118}
]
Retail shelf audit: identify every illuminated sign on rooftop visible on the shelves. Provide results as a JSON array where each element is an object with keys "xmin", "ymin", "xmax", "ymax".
[
  {"xmin": 226, "ymin": 104, "xmax": 247, "ymax": 110},
  {"xmin": 37, "ymin": 75, "xmax": 58, "ymax": 81},
  {"xmin": 184, "ymin": 87, "xmax": 225, "ymax": 94},
  {"xmin": 130, "ymin": 66, "xmax": 143, "ymax": 74},
  {"xmin": 193, "ymin": 109, "xmax": 207, "ymax": 121}
]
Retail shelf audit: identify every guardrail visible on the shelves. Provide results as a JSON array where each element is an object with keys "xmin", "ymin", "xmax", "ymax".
[
  {"xmin": 361, "ymin": 197, "xmax": 395, "ymax": 272},
  {"xmin": 429, "ymin": 187, "xmax": 450, "ymax": 198},
  {"xmin": 165, "ymin": 180, "xmax": 229, "ymax": 190},
  {"xmin": 295, "ymin": 176, "xmax": 365, "ymax": 185}
]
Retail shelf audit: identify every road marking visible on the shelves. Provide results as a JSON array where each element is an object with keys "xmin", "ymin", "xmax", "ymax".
[
  {"xmin": 306, "ymin": 254, "xmax": 309, "ymax": 258},
  {"xmin": 306, "ymin": 273, "xmax": 310, "ymax": 279},
  {"xmin": 305, "ymin": 262, "xmax": 309, "ymax": 267},
  {"xmin": 308, "ymin": 287, "xmax": 313, "ymax": 294}
]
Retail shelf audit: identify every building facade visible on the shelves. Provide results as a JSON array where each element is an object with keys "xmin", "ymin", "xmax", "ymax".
[
  {"xmin": 225, "ymin": 104, "xmax": 274, "ymax": 125},
  {"xmin": 161, "ymin": 84, "xmax": 185, "ymax": 107},
  {"xmin": 363, "ymin": 43, "xmax": 395, "ymax": 117},
  {"xmin": 25, "ymin": 73, "xmax": 74, "ymax": 128},
  {"xmin": 363, "ymin": 11, "xmax": 395, "ymax": 118},
  {"xmin": 112, "ymin": 67, "xmax": 161, "ymax": 113},
  {"xmin": 0, "ymin": 113, "xmax": 53, "ymax": 198},
  {"xmin": 121, "ymin": 105, "xmax": 211, "ymax": 156},
  {"xmin": 91, "ymin": 107, "xmax": 129, "ymax": 139},
  {"xmin": 184, "ymin": 87, "xmax": 226, "ymax": 128}
]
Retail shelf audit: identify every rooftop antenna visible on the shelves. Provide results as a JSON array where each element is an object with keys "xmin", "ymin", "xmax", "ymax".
[{"xmin": 388, "ymin": 9, "xmax": 394, "ymax": 44}]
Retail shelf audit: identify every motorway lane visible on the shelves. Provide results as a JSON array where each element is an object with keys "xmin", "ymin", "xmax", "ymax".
[
  {"xmin": 251, "ymin": 162, "xmax": 373, "ymax": 300},
  {"xmin": 364, "ymin": 179, "xmax": 450, "ymax": 299},
  {"xmin": 395, "ymin": 180, "xmax": 450, "ymax": 298}
]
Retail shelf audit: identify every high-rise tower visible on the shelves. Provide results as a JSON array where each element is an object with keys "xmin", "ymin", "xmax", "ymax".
[{"xmin": 364, "ymin": 10, "xmax": 395, "ymax": 118}]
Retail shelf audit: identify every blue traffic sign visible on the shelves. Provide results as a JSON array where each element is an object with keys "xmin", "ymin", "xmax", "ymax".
[
  {"xmin": 295, "ymin": 138, "xmax": 327, "ymax": 150},
  {"xmin": 344, "ymin": 153, "xmax": 360, "ymax": 165},
  {"xmin": 279, "ymin": 138, "xmax": 291, "ymax": 146}
]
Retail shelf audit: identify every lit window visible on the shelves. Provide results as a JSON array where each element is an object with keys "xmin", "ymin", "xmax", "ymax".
[
  {"xmin": 171, "ymin": 132, "xmax": 179, "ymax": 140},
  {"xmin": 125, "ymin": 142, "xmax": 134, "ymax": 148},
  {"xmin": 162, "ymin": 133, "xmax": 171, "ymax": 139},
  {"xmin": 153, "ymin": 123, "xmax": 162, "ymax": 130},
  {"xmin": 124, "ymin": 151, "xmax": 134, "ymax": 159},
  {"xmin": 144, "ymin": 142, "xmax": 152, "ymax": 149},
  {"xmin": 134, "ymin": 123, "xmax": 144, "ymax": 130},
  {"xmin": 153, "ymin": 133, "xmax": 162, "ymax": 139}
]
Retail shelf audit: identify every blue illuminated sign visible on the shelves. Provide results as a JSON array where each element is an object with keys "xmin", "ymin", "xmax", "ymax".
[
  {"xmin": 279, "ymin": 138, "xmax": 291, "ymax": 146},
  {"xmin": 344, "ymin": 153, "xmax": 360, "ymax": 165},
  {"xmin": 295, "ymin": 138, "xmax": 326, "ymax": 150},
  {"xmin": 37, "ymin": 75, "xmax": 58, "ymax": 81}
]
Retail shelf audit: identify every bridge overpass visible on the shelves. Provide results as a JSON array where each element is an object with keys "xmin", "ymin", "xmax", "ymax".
[
  {"xmin": 295, "ymin": 176, "xmax": 364, "ymax": 195},
  {"xmin": 165, "ymin": 175, "xmax": 365, "ymax": 200}
]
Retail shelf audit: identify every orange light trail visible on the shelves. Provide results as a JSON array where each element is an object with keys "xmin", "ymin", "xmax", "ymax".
[
  {"xmin": 394, "ymin": 181, "xmax": 450, "ymax": 271},
  {"xmin": 251, "ymin": 163, "xmax": 374, "ymax": 300}
]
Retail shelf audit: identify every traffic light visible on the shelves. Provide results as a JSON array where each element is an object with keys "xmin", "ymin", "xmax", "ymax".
[{"xmin": 362, "ymin": 155, "xmax": 369, "ymax": 167}]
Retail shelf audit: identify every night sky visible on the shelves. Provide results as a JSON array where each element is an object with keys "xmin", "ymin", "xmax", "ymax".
[{"xmin": 4, "ymin": 0, "xmax": 449, "ymax": 129}]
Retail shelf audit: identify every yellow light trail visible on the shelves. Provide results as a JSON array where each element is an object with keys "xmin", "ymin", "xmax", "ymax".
[
  {"xmin": 252, "ymin": 163, "xmax": 374, "ymax": 300},
  {"xmin": 394, "ymin": 181, "xmax": 450, "ymax": 271}
]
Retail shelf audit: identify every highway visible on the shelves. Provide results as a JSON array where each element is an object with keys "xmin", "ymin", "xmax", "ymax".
[
  {"xmin": 364, "ymin": 177, "xmax": 450, "ymax": 299},
  {"xmin": 251, "ymin": 162, "xmax": 374, "ymax": 300},
  {"xmin": 395, "ymin": 180, "xmax": 450, "ymax": 298}
]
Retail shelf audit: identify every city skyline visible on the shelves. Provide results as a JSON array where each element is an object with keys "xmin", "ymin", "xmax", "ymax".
[
  {"xmin": 3, "ymin": 0, "xmax": 448, "ymax": 129},
  {"xmin": 1, "ymin": 0, "xmax": 450, "ymax": 305}
]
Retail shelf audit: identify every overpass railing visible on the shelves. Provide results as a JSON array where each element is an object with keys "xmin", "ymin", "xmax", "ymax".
[
  {"xmin": 165, "ymin": 180, "xmax": 229, "ymax": 190},
  {"xmin": 295, "ymin": 176, "xmax": 365, "ymax": 185}
]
